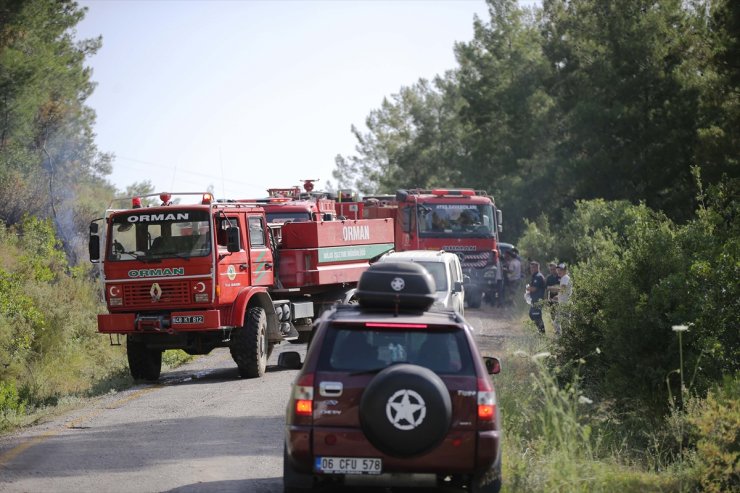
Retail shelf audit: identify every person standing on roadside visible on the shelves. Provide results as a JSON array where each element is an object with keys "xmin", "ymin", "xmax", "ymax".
[
  {"xmin": 527, "ymin": 261, "xmax": 546, "ymax": 333},
  {"xmin": 545, "ymin": 262, "xmax": 560, "ymax": 326},
  {"xmin": 554, "ymin": 263, "xmax": 572, "ymax": 334},
  {"xmin": 493, "ymin": 253, "xmax": 504, "ymax": 307},
  {"xmin": 545, "ymin": 262, "xmax": 560, "ymax": 303},
  {"xmin": 503, "ymin": 250, "xmax": 521, "ymax": 305}
]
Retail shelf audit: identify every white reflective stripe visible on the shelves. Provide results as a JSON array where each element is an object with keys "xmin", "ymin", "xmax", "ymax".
[{"xmin": 105, "ymin": 274, "xmax": 211, "ymax": 283}]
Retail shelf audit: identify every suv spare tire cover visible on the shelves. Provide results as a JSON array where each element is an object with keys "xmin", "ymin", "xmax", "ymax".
[{"xmin": 360, "ymin": 364, "xmax": 452, "ymax": 457}]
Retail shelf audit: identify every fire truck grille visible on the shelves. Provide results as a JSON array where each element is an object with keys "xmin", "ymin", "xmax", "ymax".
[
  {"xmin": 124, "ymin": 281, "xmax": 190, "ymax": 307},
  {"xmin": 460, "ymin": 251, "xmax": 491, "ymax": 268}
]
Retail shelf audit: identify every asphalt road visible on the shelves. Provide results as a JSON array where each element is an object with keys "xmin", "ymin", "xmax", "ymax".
[{"xmin": 0, "ymin": 306, "xmax": 515, "ymax": 493}]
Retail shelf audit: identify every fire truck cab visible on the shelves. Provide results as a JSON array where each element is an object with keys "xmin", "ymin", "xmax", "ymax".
[{"xmin": 338, "ymin": 189, "xmax": 503, "ymax": 308}]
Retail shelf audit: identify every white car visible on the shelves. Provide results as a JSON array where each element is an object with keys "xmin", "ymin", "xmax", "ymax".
[{"xmin": 376, "ymin": 250, "xmax": 466, "ymax": 314}]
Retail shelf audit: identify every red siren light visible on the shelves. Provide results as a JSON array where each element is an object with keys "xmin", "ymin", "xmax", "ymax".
[
  {"xmin": 160, "ymin": 192, "xmax": 172, "ymax": 204},
  {"xmin": 302, "ymin": 179, "xmax": 319, "ymax": 193},
  {"xmin": 202, "ymin": 193, "xmax": 213, "ymax": 205},
  {"xmin": 132, "ymin": 197, "xmax": 142, "ymax": 208}
]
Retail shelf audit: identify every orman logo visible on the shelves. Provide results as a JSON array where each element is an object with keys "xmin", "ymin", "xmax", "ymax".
[
  {"xmin": 150, "ymin": 283, "xmax": 162, "ymax": 302},
  {"xmin": 227, "ymin": 265, "xmax": 237, "ymax": 281},
  {"xmin": 342, "ymin": 225, "xmax": 370, "ymax": 241},
  {"xmin": 127, "ymin": 213, "xmax": 189, "ymax": 223},
  {"xmin": 129, "ymin": 267, "xmax": 185, "ymax": 278}
]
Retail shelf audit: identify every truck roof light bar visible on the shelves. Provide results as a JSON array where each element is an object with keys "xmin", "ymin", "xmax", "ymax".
[
  {"xmin": 431, "ymin": 189, "xmax": 475, "ymax": 197},
  {"xmin": 108, "ymin": 192, "xmax": 215, "ymax": 209}
]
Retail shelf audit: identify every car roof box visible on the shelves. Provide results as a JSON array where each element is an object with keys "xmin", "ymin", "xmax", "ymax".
[{"xmin": 356, "ymin": 262, "xmax": 435, "ymax": 312}]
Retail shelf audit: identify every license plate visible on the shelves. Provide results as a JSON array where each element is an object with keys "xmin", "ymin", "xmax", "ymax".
[{"xmin": 315, "ymin": 456, "xmax": 382, "ymax": 475}]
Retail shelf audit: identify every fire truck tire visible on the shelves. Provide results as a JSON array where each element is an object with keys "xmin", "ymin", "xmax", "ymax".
[
  {"xmin": 230, "ymin": 306, "xmax": 270, "ymax": 378},
  {"xmin": 126, "ymin": 337, "xmax": 162, "ymax": 381},
  {"xmin": 467, "ymin": 290, "xmax": 483, "ymax": 309}
]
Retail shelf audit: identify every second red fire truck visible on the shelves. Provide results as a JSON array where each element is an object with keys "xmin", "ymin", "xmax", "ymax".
[{"xmin": 336, "ymin": 188, "xmax": 503, "ymax": 308}]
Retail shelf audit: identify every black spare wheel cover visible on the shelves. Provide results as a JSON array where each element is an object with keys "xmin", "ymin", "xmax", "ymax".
[{"xmin": 360, "ymin": 364, "xmax": 452, "ymax": 457}]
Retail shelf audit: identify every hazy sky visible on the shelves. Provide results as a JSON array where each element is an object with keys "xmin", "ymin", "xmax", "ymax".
[{"xmin": 75, "ymin": 0, "xmax": 493, "ymax": 199}]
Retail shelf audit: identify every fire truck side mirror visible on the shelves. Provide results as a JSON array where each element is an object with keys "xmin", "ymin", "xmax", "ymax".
[
  {"xmin": 496, "ymin": 209, "xmax": 503, "ymax": 232},
  {"xmin": 227, "ymin": 227, "xmax": 242, "ymax": 252},
  {"xmin": 89, "ymin": 222, "xmax": 100, "ymax": 262}
]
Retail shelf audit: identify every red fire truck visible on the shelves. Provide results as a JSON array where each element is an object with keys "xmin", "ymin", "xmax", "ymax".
[
  {"xmin": 89, "ymin": 191, "xmax": 394, "ymax": 381},
  {"xmin": 336, "ymin": 188, "xmax": 503, "ymax": 308},
  {"xmin": 248, "ymin": 181, "xmax": 339, "ymax": 225}
]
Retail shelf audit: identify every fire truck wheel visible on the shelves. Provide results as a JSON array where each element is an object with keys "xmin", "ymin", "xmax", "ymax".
[
  {"xmin": 230, "ymin": 306, "xmax": 269, "ymax": 378},
  {"xmin": 467, "ymin": 290, "xmax": 483, "ymax": 309},
  {"xmin": 126, "ymin": 337, "xmax": 162, "ymax": 381}
]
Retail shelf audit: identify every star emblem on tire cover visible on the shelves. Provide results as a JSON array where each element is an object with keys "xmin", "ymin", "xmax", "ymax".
[{"xmin": 386, "ymin": 389, "xmax": 426, "ymax": 430}]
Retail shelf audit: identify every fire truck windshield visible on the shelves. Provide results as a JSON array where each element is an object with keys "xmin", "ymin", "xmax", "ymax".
[
  {"xmin": 108, "ymin": 210, "xmax": 212, "ymax": 261},
  {"xmin": 418, "ymin": 203, "xmax": 495, "ymax": 238}
]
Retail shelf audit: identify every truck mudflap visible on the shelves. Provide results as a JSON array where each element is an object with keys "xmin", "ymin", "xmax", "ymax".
[{"xmin": 98, "ymin": 310, "xmax": 222, "ymax": 334}]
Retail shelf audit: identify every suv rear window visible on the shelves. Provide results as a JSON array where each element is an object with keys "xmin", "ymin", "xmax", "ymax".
[{"xmin": 316, "ymin": 325, "xmax": 475, "ymax": 376}]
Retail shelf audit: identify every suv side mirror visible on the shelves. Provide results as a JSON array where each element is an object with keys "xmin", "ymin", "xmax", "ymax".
[
  {"xmin": 484, "ymin": 356, "xmax": 501, "ymax": 375},
  {"xmin": 454, "ymin": 281, "xmax": 464, "ymax": 293},
  {"xmin": 278, "ymin": 351, "xmax": 302, "ymax": 369},
  {"xmin": 227, "ymin": 226, "xmax": 241, "ymax": 252}
]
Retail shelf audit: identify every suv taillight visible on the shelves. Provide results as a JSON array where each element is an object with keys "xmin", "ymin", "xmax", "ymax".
[
  {"xmin": 477, "ymin": 377, "xmax": 496, "ymax": 423},
  {"xmin": 294, "ymin": 373, "xmax": 314, "ymax": 420}
]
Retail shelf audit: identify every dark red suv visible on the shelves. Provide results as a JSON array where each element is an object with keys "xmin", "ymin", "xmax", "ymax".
[{"xmin": 281, "ymin": 262, "xmax": 502, "ymax": 492}]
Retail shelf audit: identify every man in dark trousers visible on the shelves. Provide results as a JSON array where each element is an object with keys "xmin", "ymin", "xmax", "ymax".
[
  {"xmin": 545, "ymin": 262, "xmax": 560, "ymax": 327},
  {"xmin": 527, "ymin": 260, "xmax": 547, "ymax": 334}
]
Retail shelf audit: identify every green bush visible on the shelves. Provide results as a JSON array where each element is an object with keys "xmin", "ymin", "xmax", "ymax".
[
  {"xmin": 688, "ymin": 376, "xmax": 740, "ymax": 492},
  {"xmin": 0, "ymin": 218, "xmax": 128, "ymax": 425},
  {"xmin": 0, "ymin": 381, "xmax": 26, "ymax": 424},
  {"xmin": 551, "ymin": 180, "xmax": 738, "ymax": 418},
  {"xmin": 498, "ymin": 341, "xmax": 685, "ymax": 492}
]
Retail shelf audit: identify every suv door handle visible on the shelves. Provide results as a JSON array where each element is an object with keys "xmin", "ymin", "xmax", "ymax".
[{"xmin": 319, "ymin": 381, "xmax": 343, "ymax": 397}]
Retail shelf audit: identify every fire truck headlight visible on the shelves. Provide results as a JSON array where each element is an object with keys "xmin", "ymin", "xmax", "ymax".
[{"xmin": 484, "ymin": 268, "xmax": 497, "ymax": 279}]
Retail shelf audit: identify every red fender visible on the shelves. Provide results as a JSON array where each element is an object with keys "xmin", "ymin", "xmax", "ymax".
[{"xmin": 229, "ymin": 286, "xmax": 271, "ymax": 327}]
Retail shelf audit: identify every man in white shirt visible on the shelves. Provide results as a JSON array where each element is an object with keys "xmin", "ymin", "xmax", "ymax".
[
  {"xmin": 503, "ymin": 250, "xmax": 521, "ymax": 305},
  {"xmin": 554, "ymin": 263, "xmax": 572, "ymax": 334}
]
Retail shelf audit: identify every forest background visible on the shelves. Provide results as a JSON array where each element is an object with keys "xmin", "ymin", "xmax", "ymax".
[{"xmin": 0, "ymin": 0, "xmax": 737, "ymax": 491}]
